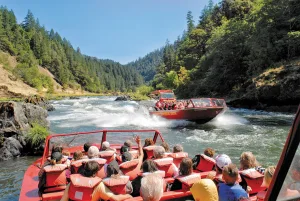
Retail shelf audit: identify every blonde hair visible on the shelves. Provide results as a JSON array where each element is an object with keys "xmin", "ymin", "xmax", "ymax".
[
  {"xmin": 141, "ymin": 173, "xmax": 164, "ymax": 201},
  {"xmin": 264, "ymin": 166, "xmax": 275, "ymax": 188},
  {"xmin": 240, "ymin": 152, "xmax": 259, "ymax": 170}
]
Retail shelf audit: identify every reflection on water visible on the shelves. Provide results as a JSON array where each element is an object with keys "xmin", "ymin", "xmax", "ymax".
[{"xmin": 0, "ymin": 96, "xmax": 295, "ymax": 200}]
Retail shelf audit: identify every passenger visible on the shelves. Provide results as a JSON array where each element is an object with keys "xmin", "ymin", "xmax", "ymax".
[
  {"xmin": 122, "ymin": 135, "xmax": 143, "ymax": 163},
  {"xmin": 52, "ymin": 144, "xmax": 63, "ymax": 153},
  {"xmin": 140, "ymin": 173, "xmax": 164, "ymax": 201},
  {"xmin": 192, "ymin": 147, "xmax": 215, "ymax": 170},
  {"xmin": 101, "ymin": 141, "xmax": 116, "ymax": 152},
  {"xmin": 256, "ymin": 166, "xmax": 276, "ymax": 201},
  {"xmin": 120, "ymin": 140, "xmax": 132, "ymax": 154},
  {"xmin": 39, "ymin": 152, "xmax": 66, "ymax": 193},
  {"xmin": 143, "ymin": 138, "xmax": 155, "ymax": 161},
  {"xmin": 153, "ymin": 146, "xmax": 179, "ymax": 177},
  {"xmin": 239, "ymin": 152, "xmax": 260, "ymax": 170},
  {"xmin": 161, "ymin": 142, "xmax": 170, "ymax": 153},
  {"xmin": 62, "ymin": 150, "xmax": 71, "ymax": 167},
  {"xmin": 60, "ymin": 161, "xmax": 132, "ymax": 201},
  {"xmin": 77, "ymin": 146, "xmax": 99, "ymax": 174},
  {"xmin": 206, "ymin": 154, "xmax": 232, "ymax": 182},
  {"xmin": 218, "ymin": 164, "xmax": 249, "ymax": 201},
  {"xmin": 173, "ymin": 144, "xmax": 183, "ymax": 153},
  {"xmin": 83, "ymin": 142, "xmax": 92, "ymax": 158},
  {"xmin": 171, "ymin": 158, "xmax": 196, "ymax": 191},
  {"xmin": 131, "ymin": 159, "xmax": 158, "ymax": 197},
  {"xmin": 190, "ymin": 179, "xmax": 218, "ymax": 201},
  {"xmin": 72, "ymin": 151, "xmax": 83, "ymax": 161}
]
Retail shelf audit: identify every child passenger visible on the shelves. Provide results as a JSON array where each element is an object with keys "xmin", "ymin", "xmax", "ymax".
[{"xmin": 218, "ymin": 164, "xmax": 249, "ymax": 201}]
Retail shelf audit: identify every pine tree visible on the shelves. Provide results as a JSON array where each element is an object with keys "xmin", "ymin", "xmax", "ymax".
[
  {"xmin": 22, "ymin": 10, "xmax": 36, "ymax": 32},
  {"xmin": 186, "ymin": 11, "xmax": 194, "ymax": 33}
]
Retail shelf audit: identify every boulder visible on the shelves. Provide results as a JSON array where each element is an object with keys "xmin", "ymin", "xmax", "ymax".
[
  {"xmin": 24, "ymin": 95, "xmax": 55, "ymax": 112},
  {"xmin": 115, "ymin": 95, "xmax": 132, "ymax": 101}
]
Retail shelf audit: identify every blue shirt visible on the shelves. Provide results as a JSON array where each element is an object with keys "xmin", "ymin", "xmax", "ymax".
[{"xmin": 218, "ymin": 183, "xmax": 248, "ymax": 201}]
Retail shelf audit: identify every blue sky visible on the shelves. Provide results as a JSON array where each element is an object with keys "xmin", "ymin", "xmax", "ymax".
[{"xmin": 1, "ymin": 0, "xmax": 210, "ymax": 64}]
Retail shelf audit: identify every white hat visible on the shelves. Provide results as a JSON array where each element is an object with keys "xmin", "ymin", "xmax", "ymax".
[
  {"xmin": 102, "ymin": 141, "xmax": 110, "ymax": 149},
  {"xmin": 215, "ymin": 154, "xmax": 232, "ymax": 170},
  {"xmin": 88, "ymin": 146, "xmax": 99, "ymax": 158}
]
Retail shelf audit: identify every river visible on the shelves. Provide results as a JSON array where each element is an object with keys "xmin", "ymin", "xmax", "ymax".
[{"xmin": 0, "ymin": 96, "xmax": 295, "ymax": 201}]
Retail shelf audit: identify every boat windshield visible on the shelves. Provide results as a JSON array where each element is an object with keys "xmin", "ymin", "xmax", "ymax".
[
  {"xmin": 160, "ymin": 93, "xmax": 175, "ymax": 99},
  {"xmin": 191, "ymin": 98, "xmax": 211, "ymax": 107}
]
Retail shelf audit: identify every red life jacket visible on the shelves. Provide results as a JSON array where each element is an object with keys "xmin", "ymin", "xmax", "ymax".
[
  {"xmin": 70, "ymin": 158, "xmax": 107, "ymax": 178},
  {"xmin": 119, "ymin": 159, "xmax": 140, "ymax": 180},
  {"xmin": 102, "ymin": 175, "xmax": 130, "ymax": 194},
  {"xmin": 43, "ymin": 164, "xmax": 68, "ymax": 193},
  {"xmin": 154, "ymin": 158, "xmax": 175, "ymax": 178},
  {"xmin": 68, "ymin": 174, "xmax": 102, "ymax": 201},
  {"xmin": 167, "ymin": 152, "xmax": 188, "ymax": 168},
  {"xmin": 99, "ymin": 151, "xmax": 115, "ymax": 163},
  {"xmin": 143, "ymin": 145, "xmax": 158, "ymax": 159},
  {"xmin": 196, "ymin": 154, "xmax": 216, "ymax": 172},
  {"xmin": 176, "ymin": 173, "xmax": 201, "ymax": 190},
  {"xmin": 240, "ymin": 169, "xmax": 266, "ymax": 194}
]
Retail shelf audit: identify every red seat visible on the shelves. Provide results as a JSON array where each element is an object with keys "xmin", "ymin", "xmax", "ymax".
[
  {"xmin": 154, "ymin": 158, "xmax": 176, "ymax": 178},
  {"xmin": 167, "ymin": 152, "xmax": 188, "ymax": 167},
  {"xmin": 42, "ymin": 191, "xmax": 64, "ymax": 201},
  {"xmin": 102, "ymin": 175, "xmax": 130, "ymax": 194},
  {"xmin": 143, "ymin": 146, "xmax": 158, "ymax": 159},
  {"xmin": 119, "ymin": 159, "xmax": 140, "ymax": 180},
  {"xmin": 195, "ymin": 154, "xmax": 216, "ymax": 172},
  {"xmin": 43, "ymin": 164, "xmax": 68, "ymax": 193},
  {"xmin": 240, "ymin": 169, "xmax": 266, "ymax": 194},
  {"xmin": 99, "ymin": 151, "xmax": 115, "ymax": 163},
  {"xmin": 176, "ymin": 173, "xmax": 202, "ymax": 190}
]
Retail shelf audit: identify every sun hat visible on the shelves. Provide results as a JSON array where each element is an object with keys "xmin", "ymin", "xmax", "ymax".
[
  {"xmin": 88, "ymin": 146, "xmax": 99, "ymax": 158},
  {"xmin": 215, "ymin": 154, "xmax": 232, "ymax": 170}
]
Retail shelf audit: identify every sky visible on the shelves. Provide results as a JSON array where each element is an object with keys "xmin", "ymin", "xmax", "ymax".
[{"xmin": 0, "ymin": 0, "xmax": 210, "ymax": 64}]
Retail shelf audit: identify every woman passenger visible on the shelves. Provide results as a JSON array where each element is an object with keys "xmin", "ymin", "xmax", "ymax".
[
  {"xmin": 171, "ymin": 157, "xmax": 195, "ymax": 191},
  {"xmin": 161, "ymin": 142, "xmax": 170, "ymax": 153},
  {"xmin": 239, "ymin": 152, "xmax": 260, "ymax": 170},
  {"xmin": 143, "ymin": 138, "xmax": 155, "ymax": 161}
]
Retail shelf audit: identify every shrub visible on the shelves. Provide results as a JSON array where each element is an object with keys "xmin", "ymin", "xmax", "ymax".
[{"xmin": 26, "ymin": 123, "xmax": 49, "ymax": 147}]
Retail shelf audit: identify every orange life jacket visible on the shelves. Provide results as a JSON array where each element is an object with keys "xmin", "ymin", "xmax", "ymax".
[
  {"xmin": 143, "ymin": 145, "xmax": 158, "ymax": 159},
  {"xmin": 102, "ymin": 175, "xmax": 130, "ymax": 194},
  {"xmin": 68, "ymin": 174, "xmax": 102, "ymax": 201},
  {"xmin": 196, "ymin": 154, "xmax": 216, "ymax": 172},
  {"xmin": 167, "ymin": 152, "xmax": 188, "ymax": 168},
  {"xmin": 43, "ymin": 164, "xmax": 68, "ymax": 193},
  {"xmin": 176, "ymin": 173, "xmax": 201, "ymax": 190},
  {"xmin": 70, "ymin": 158, "xmax": 107, "ymax": 178},
  {"xmin": 119, "ymin": 159, "xmax": 140, "ymax": 180},
  {"xmin": 240, "ymin": 169, "xmax": 266, "ymax": 194},
  {"xmin": 99, "ymin": 151, "xmax": 115, "ymax": 163},
  {"xmin": 154, "ymin": 158, "xmax": 175, "ymax": 178}
]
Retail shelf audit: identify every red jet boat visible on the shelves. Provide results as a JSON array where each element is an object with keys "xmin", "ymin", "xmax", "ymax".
[
  {"xmin": 150, "ymin": 90, "xmax": 227, "ymax": 124},
  {"xmin": 19, "ymin": 105, "xmax": 300, "ymax": 201}
]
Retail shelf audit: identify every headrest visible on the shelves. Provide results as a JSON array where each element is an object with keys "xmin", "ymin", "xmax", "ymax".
[
  {"xmin": 154, "ymin": 158, "xmax": 173, "ymax": 167},
  {"xmin": 143, "ymin": 145, "xmax": 158, "ymax": 151},
  {"xmin": 177, "ymin": 173, "xmax": 201, "ymax": 186},
  {"xmin": 44, "ymin": 164, "xmax": 68, "ymax": 172},
  {"xmin": 99, "ymin": 151, "xmax": 115, "ymax": 157},
  {"xmin": 119, "ymin": 159, "xmax": 139, "ymax": 169},
  {"xmin": 102, "ymin": 176, "xmax": 129, "ymax": 187},
  {"xmin": 168, "ymin": 152, "xmax": 188, "ymax": 159},
  {"xmin": 70, "ymin": 174, "xmax": 101, "ymax": 188},
  {"xmin": 142, "ymin": 170, "xmax": 165, "ymax": 178},
  {"xmin": 240, "ymin": 168, "xmax": 264, "ymax": 179},
  {"xmin": 71, "ymin": 158, "xmax": 107, "ymax": 167},
  {"xmin": 200, "ymin": 154, "xmax": 216, "ymax": 163}
]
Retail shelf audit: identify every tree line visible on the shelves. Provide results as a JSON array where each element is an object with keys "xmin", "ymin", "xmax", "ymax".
[
  {"xmin": 0, "ymin": 7, "xmax": 143, "ymax": 93},
  {"xmin": 149, "ymin": 0, "xmax": 300, "ymax": 98}
]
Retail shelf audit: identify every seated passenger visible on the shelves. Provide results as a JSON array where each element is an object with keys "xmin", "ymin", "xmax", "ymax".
[
  {"xmin": 82, "ymin": 142, "xmax": 92, "ymax": 158},
  {"xmin": 218, "ymin": 164, "xmax": 249, "ymax": 201},
  {"xmin": 120, "ymin": 140, "xmax": 132, "ymax": 154},
  {"xmin": 161, "ymin": 142, "xmax": 170, "ymax": 153},
  {"xmin": 256, "ymin": 166, "xmax": 276, "ymax": 201},
  {"xmin": 101, "ymin": 141, "xmax": 116, "ymax": 152},
  {"xmin": 62, "ymin": 150, "xmax": 71, "ymax": 167},
  {"xmin": 190, "ymin": 179, "xmax": 218, "ymax": 201},
  {"xmin": 171, "ymin": 158, "xmax": 200, "ymax": 191},
  {"xmin": 207, "ymin": 154, "xmax": 232, "ymax": 183},
  {"xmin": 143, "ymin": 138, "xmax": 155, "ymax": 161},
  {"xmin": 72, "ymin": 151, "xmax": 83, "ymax": 161},
  {"xmin": 77, "ymin": 146, "xmax": 100, "ymax": 174},
  {"xmin": 60, "ymin": 161, "xmax": 132, "ymax": 201},
  {"xmin": 153, "ymin": 146, "xmax": 179, "ymax": 177},
  {"xmin": 140, "ymin": 173, "xmax": 164, "ymax": 201},
  {"xmin": 39, "ymin": 152, "xmax": 67, "ymax": 193},
  {"xmin": 192, "ymin": 148, "xmax": 215, "ymax": 170},
  {"xmin": 239, "ymin": 152, "xmax": 260, "ymax": 171},
  {"xmin": 173, "ymin": 144, "xmax": 183, "ymax": 153}
]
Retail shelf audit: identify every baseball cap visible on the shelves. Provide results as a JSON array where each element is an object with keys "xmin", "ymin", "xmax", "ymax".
[{"xmin": 215, "ymin": 154, "xmax": 232, "ymax": 170}]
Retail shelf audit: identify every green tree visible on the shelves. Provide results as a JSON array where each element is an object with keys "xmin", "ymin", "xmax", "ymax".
[{"xmin": 187, "ymin": 11, "xmax": 195, "ymax": 33}]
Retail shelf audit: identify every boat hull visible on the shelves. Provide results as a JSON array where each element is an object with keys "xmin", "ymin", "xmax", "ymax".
[{"xmin": 150, "ymin": 107, "xmax": 225, "ymax": 123}]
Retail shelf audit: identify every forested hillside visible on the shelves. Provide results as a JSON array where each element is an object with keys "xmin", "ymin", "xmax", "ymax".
[
  {"xmin": 126, "ymin": 48, "xmax": 163, "ymax": 82},
  {"xmin": 152, "ymin": 0, "xmax": 300, "ymax": 110},
  {"xmin": 0, "ymin": 7, "xmax": 143, "ymax": 93}
]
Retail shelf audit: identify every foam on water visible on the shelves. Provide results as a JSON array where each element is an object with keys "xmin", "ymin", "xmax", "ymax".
[{"xmin": 208, "ymin": 108, "xmax": 249, "ymax": 127}]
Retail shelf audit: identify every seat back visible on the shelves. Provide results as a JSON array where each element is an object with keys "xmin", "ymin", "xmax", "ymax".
[
  {"xmin": 167, "ymin": 152, "xmax": 188, "ymax": 167},
  {"xmin": 69, "ymin": 174, "xmax": 101, "ymax": 201},
  {"xmin": 99, "ymin": 151, "xmax": 115, "ymax": 163},
  {"xmin": 119, "ymin": 159, "xmax": 140, "ymax": 180},
  {"xmin": 196, "ymin": 154, "xmax": 216, "ymax": 172},
  {"xmin": 43, "ymin": 164, "xmax": 68, "ymax": 193},
  {"xmin": 176, "ymin": 173, "xmax": 201, "ymax": 190},
  {"xmin": 143, "ymin": 146, "xmax": 158, "ymax": 159},
  {"xmin": 102, "ymin": 176, "xmax": 130, "ymax": 194},
  {"xmin": 154, "ymin": 158, "xmax": 175, "ymax": 178},
  {"xmin": 240, "ymin": 169, "xmax": 266, "ymax": 194}
]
